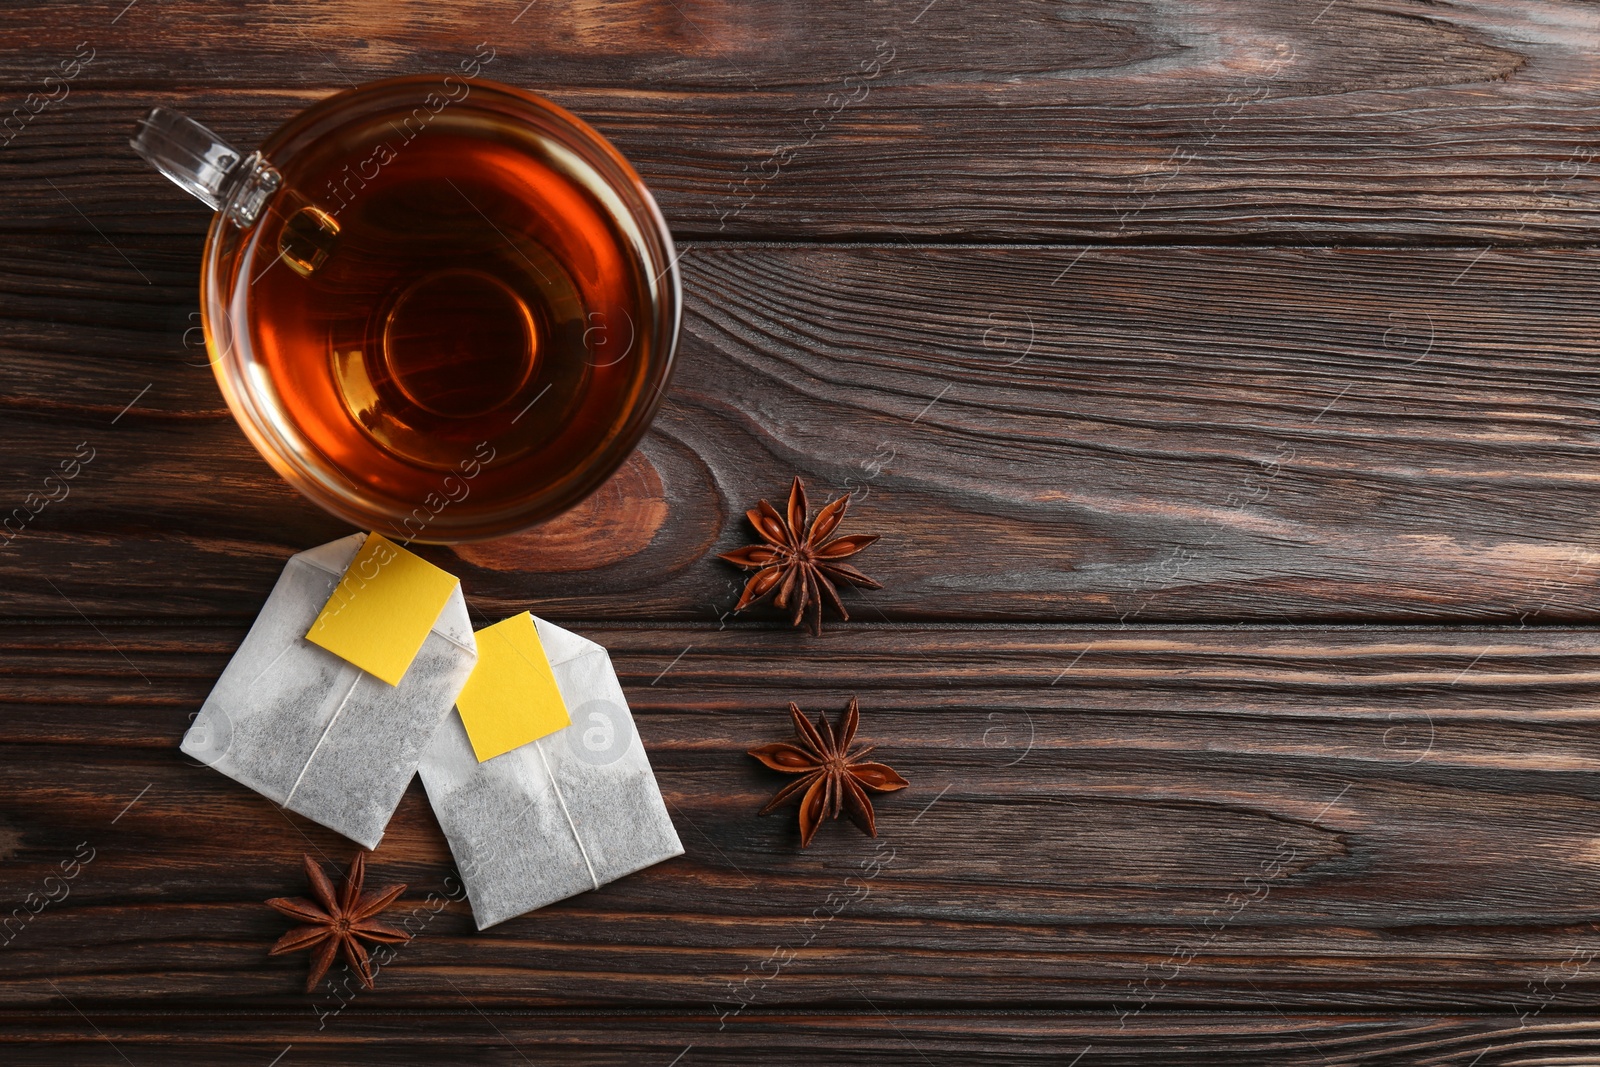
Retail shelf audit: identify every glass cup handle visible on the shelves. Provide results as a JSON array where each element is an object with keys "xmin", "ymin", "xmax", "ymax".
[{"xmin": 130, "ymin": 107, "xmax": 281, "ymax": 228}]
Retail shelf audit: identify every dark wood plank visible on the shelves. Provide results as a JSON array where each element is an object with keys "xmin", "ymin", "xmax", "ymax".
[
  {"xmin": 2, "ymin": 243, "xmax": 1599, "ymax": 622},
  {"xmin": 6, "ymin": 623, "xmax": 1600, "ymax": 1014},
  {"xmin": 4, "ymin": 1, "xmax": 1600, "ymax": 240},
  {"xmin": 9, "ymin": 0, "xmax": 1596, "ymax": 1060},
  {"xmin": 2, "ymin": 1011, "xmax": 1596, "ymax": 1066}
]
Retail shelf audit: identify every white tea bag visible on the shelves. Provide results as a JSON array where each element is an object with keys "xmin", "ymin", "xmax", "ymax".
[
  {"xmin": 181, "ymin": 533, "xmax": 477, "ymax": 848},
  {"xmin": 418, "ymin": 616, "xmax": 683, "ymax": 929}
]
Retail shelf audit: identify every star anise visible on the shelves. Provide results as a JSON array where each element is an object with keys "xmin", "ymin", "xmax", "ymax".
[
  {"xmin": 265, "ymin": 853, "xmax": 410, "ymax": 993},
  {"xmin": 719, "ymin": 477, "xmax": 881, "ymax": 636},
  {"xmin": 749, "ymin": 698, "xmax": 909, "ymax": 847}
]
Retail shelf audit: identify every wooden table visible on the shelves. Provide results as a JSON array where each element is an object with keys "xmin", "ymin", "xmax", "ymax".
[{"xmin": 5, "ymin": 2, "xmax": 1600, "ymax": 1062}]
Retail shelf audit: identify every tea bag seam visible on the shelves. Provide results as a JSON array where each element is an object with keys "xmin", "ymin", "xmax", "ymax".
[
  {"xmin": 531, "ymin": 615, "xmax": 602, "ymax": 670},
  {"xmin": 246, "ymin": 642, "xmax": 297, "ymax": 687},
  {"xmin": 284, "ymin": 667, "xmax": 362, "ymax": 807},
  {"xmin": 534, "ymin": 739, "xmax": 600, "ymax": 890}
]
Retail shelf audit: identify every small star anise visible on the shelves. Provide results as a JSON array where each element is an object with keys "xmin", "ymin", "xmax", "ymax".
[
  {"xmin": 749, "ymin": 698, "xmax": 909, "ymax": 848},
  {"xmin": 265, "ymin": 853, "xmax": 410, "ymax": 993},
  {"xmin": 719, "ymin": 476, "xmax": 881, "ymax": 636}
]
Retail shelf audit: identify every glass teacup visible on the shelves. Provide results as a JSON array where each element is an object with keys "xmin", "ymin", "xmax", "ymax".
[{"xmin": 133, "ymin": 73, "xmax": 680, "ymax": 543}]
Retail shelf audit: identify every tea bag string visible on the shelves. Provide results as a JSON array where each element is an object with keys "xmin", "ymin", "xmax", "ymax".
[{"xmin": 535, "ymin": 741, "xmax": 600, "ymax": 890}]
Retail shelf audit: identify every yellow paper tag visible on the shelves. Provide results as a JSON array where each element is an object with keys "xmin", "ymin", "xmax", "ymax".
[
  {"xmin": 305, "ymin": 533, "xmax": 460, "ymax": 686},
  {"xmin": 455, "ymin": 612, "xmax": 572, "ymax": 762}
]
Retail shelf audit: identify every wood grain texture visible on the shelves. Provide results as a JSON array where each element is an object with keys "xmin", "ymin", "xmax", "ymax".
[
  {"xmin": 4, "ymin": 1, "xmax": 1600, "ymax": 241},
  {"xmin": 2, "ymin": 242, "xmax": 1599, "ymax": 623},
  {"xmin": 5, "ymin": 623, "xmax": 1600, "ymax": 1017},
  {"xmin": 7, "ymin": 0, "xmax": 1600, "ymax": 1059},
  {"xmin": 4, "ymin": 1011, "xmax": 1600, "ymax": 1066}
]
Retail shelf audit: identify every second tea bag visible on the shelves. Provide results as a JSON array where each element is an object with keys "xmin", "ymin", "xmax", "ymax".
[{"xmin": 418, "ymin": 615, "xmax": 682, "ymax": 929}]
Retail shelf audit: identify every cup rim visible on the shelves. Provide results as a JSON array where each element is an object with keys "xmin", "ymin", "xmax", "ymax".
[{"xmin": 201, "ymin": 74, "xmax": 682, "ymax": 544}]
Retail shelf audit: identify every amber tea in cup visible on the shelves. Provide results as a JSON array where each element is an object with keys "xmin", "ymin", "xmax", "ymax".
[{"xmin": 133, "ymin": 74, "xmax": 680, "ymax": 542}]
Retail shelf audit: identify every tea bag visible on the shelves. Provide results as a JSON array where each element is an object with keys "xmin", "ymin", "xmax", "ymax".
[
  {"xmin": 418, "ymin": 616, "xmax": 682, "ymax": 929},
  {"xmin": 181, "ymin": 533, "xmax": 476, "ymax": 848}
]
